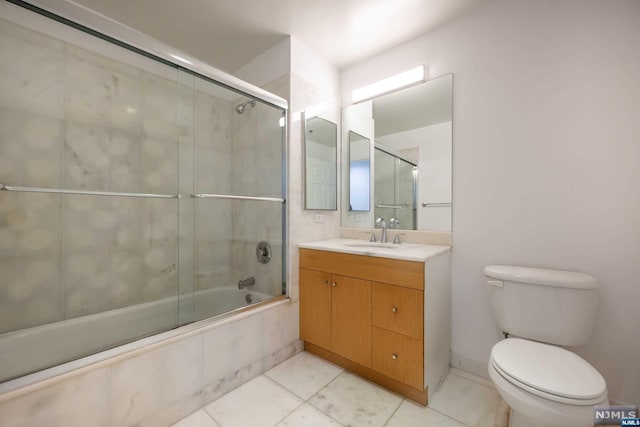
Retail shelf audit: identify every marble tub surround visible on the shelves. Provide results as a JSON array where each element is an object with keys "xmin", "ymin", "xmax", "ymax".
[
  {"xmin": 298, "ymin": 238, "xmax": 450, "ymax": 262},
  {"xmin": 172, "ymin": 351, "xmax": 508, "ymax": 427},
  {"xmin": 0, "ymin": 299, "xmax": 301, "ymax": 427},
  {"xmin": 341, "ymin": 227, "xmax": 452, "ymax": 246}
]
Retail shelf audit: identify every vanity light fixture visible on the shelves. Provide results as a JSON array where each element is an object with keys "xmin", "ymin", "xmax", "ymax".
[{"xmin": 351, "ymin": 65, "xmax": 425, "ymax": 103}]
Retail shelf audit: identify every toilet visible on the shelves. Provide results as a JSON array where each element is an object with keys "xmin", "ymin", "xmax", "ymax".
[{"xmin": 484, "ymin": 265, "xmax": 608, "ymax": 427}]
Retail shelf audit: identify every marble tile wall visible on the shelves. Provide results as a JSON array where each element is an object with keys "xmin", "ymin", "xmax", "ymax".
[
  {"xmin": 230, "ymin": 82, "xmax": 287, "ymax": 298},
  {"xmin": 193, "ymin": 86, "xmax": 233, "ymax": 292},
  {"xmin": 0, "ymin": 18, "xmax": 179, "ymax": 332}
]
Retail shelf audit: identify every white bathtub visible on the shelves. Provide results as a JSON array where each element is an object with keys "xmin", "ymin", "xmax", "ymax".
[
  {"xmin": 0, "ymin": 286, "xmax": 274, "ymax": 384},
  {"xmin": 195, "ymin": 286, "xmax": 272, "ymax": 320}
]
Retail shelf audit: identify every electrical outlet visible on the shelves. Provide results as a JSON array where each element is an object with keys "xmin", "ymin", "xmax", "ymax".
[
  {"xmin": 314, "ymin": 213, "xmax": 325, "ymax": 223},
  {"xmin": 354, "ymin": 213, "xmax": 362, "ymax": 222}
]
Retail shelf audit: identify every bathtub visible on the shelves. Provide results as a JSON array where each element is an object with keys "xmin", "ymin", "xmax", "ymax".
[{"xmin": 0, "ymin": 286, "xmax": 274, "ymax": 384}]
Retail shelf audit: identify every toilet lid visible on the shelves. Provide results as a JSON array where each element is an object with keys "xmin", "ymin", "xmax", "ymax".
[{"xmin": 491, "ymin": 338, "xmax": 606, "ymax": 402}]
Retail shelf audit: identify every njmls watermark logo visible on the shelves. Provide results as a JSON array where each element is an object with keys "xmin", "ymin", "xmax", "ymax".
[{"xmin": 594, "ymin": 405, "xmax": 639, "ymax": 425}]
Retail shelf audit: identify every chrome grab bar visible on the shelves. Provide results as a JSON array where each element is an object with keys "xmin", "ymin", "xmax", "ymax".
[
  {"xmin": 421, "ymin": 202, "xmax": 452, "ymax": 207},
  {"xmin": 192, "ymin": 194, "xmax": 285, "ymax": 203},
  {"xmin": 0, "ymin": 184, "xmax": 179, "ymax": 199},
  {"xmin": 375, "ymin": 204, "xmax": 407, "ymax": 209}
]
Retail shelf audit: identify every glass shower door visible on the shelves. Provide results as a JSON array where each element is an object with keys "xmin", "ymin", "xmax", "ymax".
[
  {"xmin": 0, "ymin": 14, "xmax": 181, "ymax": 381},
  {"xmin": 185, "ymin": 72, "xmax": 286, "ymax": 322}
]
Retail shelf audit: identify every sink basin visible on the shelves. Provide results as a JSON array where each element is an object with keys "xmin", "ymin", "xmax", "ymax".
[{"xmin": 343, "ymin": 242, "xmax": 399, "ymax": 249}]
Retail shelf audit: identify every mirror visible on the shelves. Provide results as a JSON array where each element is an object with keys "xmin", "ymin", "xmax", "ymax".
[
  {"xmin": 304, "ymin": 114, "xmax": 337, "ymax": 210},
  {"xmin": 349, "ymin": 131, "xmax": 371, "ymax": 211},
  {"xmin": 374, "ymin": 144, "xmax": 418, "ymax": 230},
  {"xmin": 341, "ymin": 74, "xmax": 452, "ymax": 231}
]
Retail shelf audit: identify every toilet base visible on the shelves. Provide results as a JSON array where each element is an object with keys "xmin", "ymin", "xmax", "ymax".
[{"xmin": 509, "ymin": 408, "xmax": 546, "ymax": 427}]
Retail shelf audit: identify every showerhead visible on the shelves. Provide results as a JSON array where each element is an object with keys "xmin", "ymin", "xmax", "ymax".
[{"xmin": 235, "ymin": 100, "xmax": 256, "ymax": 114}]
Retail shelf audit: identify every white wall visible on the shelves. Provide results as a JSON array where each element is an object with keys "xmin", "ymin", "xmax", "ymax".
[
  {"xmin": 377, "ymin": 122, "xmax": 452, "ymax": 231},
  {"xmin": 341, "ymin": 0, "xmax": 640, "ymax": 404}
]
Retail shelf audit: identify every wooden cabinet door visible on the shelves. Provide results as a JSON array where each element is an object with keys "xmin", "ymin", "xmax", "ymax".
[
  {"xmin": 331, "ymin": 274, "xmax": 371, "ymax": 367},
  {"xmin": 300, "ymin": 268, "xmax": 332, "ymax": 350}
]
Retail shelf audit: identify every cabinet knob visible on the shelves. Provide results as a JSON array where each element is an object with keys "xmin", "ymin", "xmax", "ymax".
[
  {"xmin": 332, "ymin": 282, "xmax": 337, "ymax": 287},
  {"xmin": 324, "ymin": 280, "xmax": 329, "ymax": 285},
  {"xmin": 391, "ymin": 353, "xmax": 398, "ymax": 360},
  {"xmin": 391, "ymin": 306, "xmax": 398, "ymax": 313}
]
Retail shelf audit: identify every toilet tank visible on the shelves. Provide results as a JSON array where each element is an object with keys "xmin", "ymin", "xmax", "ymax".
[{"xmin": 484, "ymin": 265, "xmax": 598, "ymax": 346}]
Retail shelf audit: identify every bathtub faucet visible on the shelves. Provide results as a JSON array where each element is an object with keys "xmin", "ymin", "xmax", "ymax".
[{"xmin": 238, "ymin": 277, "xmax": 256, "ymax": 289}]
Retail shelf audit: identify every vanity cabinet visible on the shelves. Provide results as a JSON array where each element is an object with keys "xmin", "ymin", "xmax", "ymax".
[{"xmin": 299, "ymin": 247, "xmax": 450, "ymax": 405}]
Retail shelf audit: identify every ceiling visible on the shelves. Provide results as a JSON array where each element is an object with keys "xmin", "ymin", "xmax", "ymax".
[
  {"xmin": 373, "ymin": 74, "xmax": 452, "ymax": 137},
  {"xmin": 72, "ymin": 0, "xmax": 488, "ymax": 73}
]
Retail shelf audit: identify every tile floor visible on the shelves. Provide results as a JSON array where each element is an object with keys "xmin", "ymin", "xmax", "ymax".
[{"xmin": 172, "ymin": 351, "xmax": 509, "ymax": 427}]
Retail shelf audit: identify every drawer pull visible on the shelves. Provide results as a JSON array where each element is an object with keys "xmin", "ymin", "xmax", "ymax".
[
  {"xmin": 391, "ymin": 306, "xmax": 398, "ymax": 313},
  {"xmin": 391, "ymin": 353, "xmax": 398, "ymax": 360}
]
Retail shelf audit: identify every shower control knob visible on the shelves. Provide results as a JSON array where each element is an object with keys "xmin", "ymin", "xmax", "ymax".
[
  {"xmin": 391, "ymin": 353, "xmax": 398, "ymax": 360},
  {"xmin": 256, "ymin": 241, "xmax": 272, "ymax": 264},
  {"xmin": 391, "ymin": 306, "xmax": 398, "ymax": 313}
]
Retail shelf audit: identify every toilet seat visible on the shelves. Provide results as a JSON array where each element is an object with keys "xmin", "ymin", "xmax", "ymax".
[{"xmin": 490, "ymin": 338, "xmax": 606, "ymax": 406}]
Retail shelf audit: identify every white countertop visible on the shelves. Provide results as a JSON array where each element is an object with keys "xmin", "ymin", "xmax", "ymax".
[{"xmin": 298, "ymin": 239, "xmax": 451, "ymax": 262}]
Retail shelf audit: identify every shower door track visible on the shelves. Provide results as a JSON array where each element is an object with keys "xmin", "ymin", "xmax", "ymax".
[{"xmin": 0, "ymin": 184, "xmax": 180, "ymax": 199}]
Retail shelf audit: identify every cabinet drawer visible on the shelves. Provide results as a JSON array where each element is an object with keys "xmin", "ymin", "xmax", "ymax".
[
  {"xmin": 372, "ymin": 327, "xmax": 423, "ymax": 390},
  {"xmin": 372, "ymin": 282, "xmax": 423, "ymax": 339}
]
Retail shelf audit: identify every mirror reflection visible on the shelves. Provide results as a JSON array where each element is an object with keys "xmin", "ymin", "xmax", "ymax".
[
  {"xmin": 304, "ymin": 115, "xmax": 337, "ymax": 210},
  {"xmin": 374, "ymin": 144, "xmax": 418, "ymax": 230},
  {"xmin": 341, "ymin": 74, "xmax": 452, "ymax": 231},
  {"xmin": 349, "ymin": 131, "xmax": 371, "ymax": 211}
]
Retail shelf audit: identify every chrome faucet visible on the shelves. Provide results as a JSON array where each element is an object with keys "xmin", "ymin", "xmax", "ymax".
[
  {"xmin": 389, "ymin": 217, "xmax": 400, "ymax": 229},
  {"xmin": 238, "ymin": 277, "xmax": 255, "ymax": 289},
  {"xmin": 375, "ymin": 217, "xmax": 387, "ymax": 243}
]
